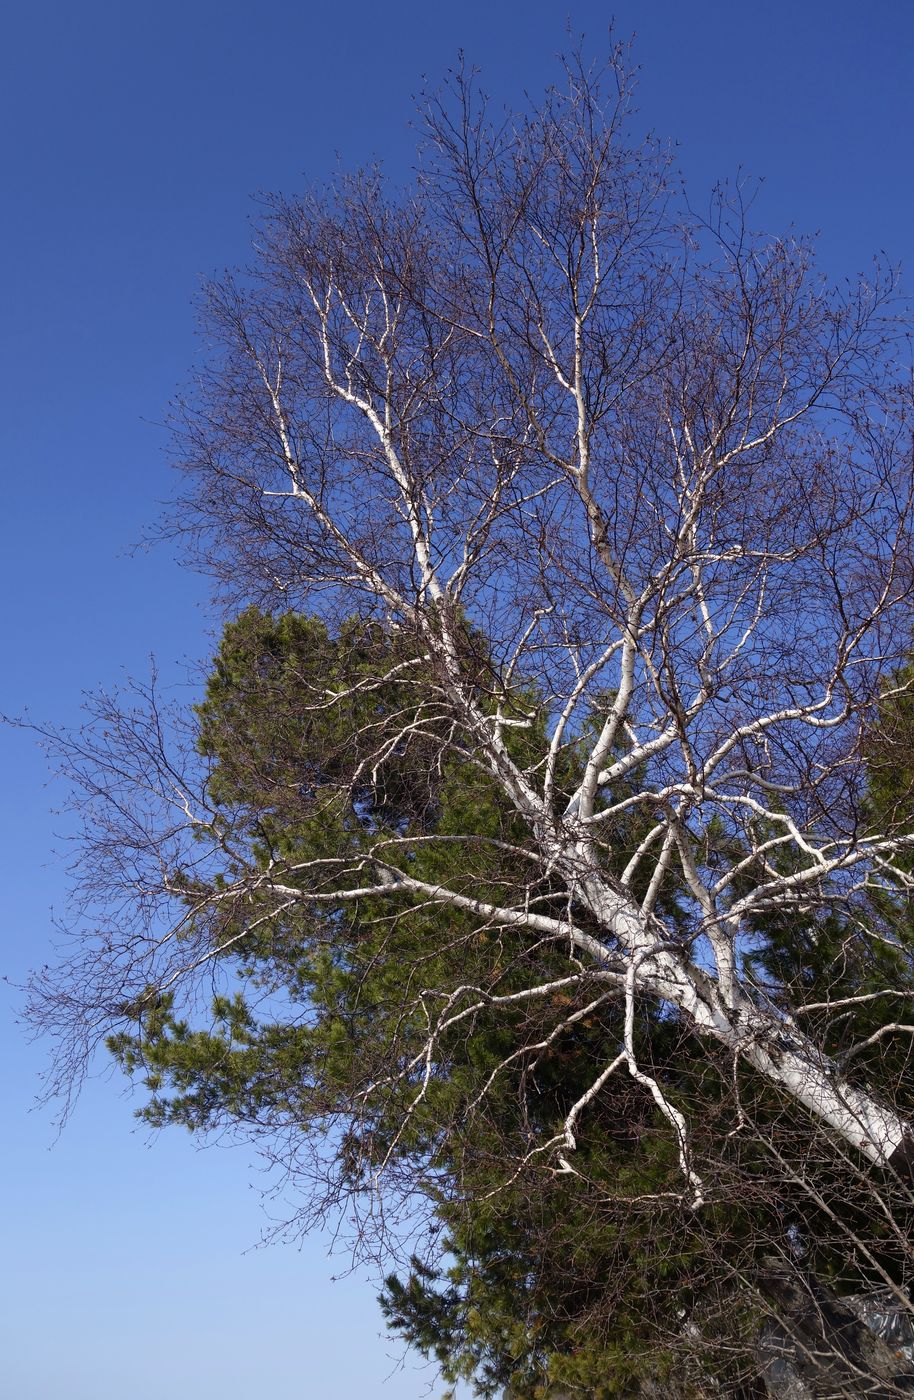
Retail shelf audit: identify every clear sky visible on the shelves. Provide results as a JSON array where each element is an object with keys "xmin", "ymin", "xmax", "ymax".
[{"xmin": 1, "ymin": 2, "xmax": 912, "ymax": 1396}]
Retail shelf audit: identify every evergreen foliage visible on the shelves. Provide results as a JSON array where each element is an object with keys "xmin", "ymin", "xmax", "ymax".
[{"xmin": 102, "ymin": 609, "xmax": 914, "ymax": 1396}]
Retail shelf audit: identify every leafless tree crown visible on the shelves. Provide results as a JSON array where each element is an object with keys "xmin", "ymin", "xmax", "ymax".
[{"xmin": 25, "ymin": 54, "xmax": 914, "ymax": 1374}]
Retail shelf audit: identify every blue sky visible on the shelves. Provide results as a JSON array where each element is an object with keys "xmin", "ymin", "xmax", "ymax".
[{"xmin": 1, "ymin": 2, "xmax": 913, "ymax": 1395}]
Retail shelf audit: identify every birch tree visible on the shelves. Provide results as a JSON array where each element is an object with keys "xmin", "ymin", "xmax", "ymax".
[{"xmin": 25, "ymin": 45, "xmax": 914, "ymax": 1392}]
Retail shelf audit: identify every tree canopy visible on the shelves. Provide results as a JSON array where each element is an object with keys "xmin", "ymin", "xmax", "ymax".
[{"xmin": 25, "ymin": 43, "xmax": 914, "ymax": 1398}]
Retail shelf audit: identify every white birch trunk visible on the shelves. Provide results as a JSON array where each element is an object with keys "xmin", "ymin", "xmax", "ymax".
[{"xmin": 570, "ymin": 864, "xmax": 910, "ymax": 1168}]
